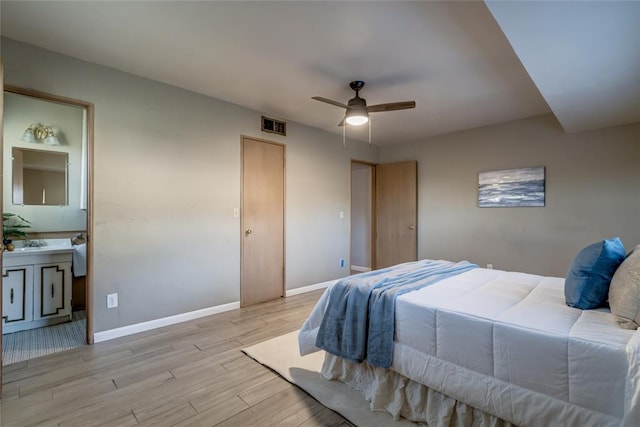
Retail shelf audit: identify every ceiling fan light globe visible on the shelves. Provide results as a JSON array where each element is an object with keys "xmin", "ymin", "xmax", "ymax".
[{"xmin": 345, "ymin": 114, "xmax": 369, "ymax": 126}]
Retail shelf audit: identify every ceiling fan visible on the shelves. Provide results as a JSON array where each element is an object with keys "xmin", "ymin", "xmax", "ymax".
[{"xmin": 312, "ymin": 80, "xmax": 416, "ymax": 127}]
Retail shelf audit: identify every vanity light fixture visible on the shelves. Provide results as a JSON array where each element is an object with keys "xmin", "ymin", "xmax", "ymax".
[{"xmin": 21, "ymin": 123, "xmax": 60, "ymax": 146}]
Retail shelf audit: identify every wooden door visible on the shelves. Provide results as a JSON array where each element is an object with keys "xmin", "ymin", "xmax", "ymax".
[
  {"xmin": 241, "ymin": 137, "xmax": 285, "ymax": 306},
  {"xmin": 375, "ymin": 161, "xmax": 417, "ymax": 268}
]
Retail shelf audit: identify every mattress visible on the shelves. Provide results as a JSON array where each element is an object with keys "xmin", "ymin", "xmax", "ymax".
[{"xmin": 299, "ymin": 267, "xmax": 640, "ymax": 426}]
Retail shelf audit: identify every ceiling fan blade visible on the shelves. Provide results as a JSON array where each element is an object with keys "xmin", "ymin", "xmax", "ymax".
[
  {"xmin": 312, "ymin": 96, "xmax": 349, "ymax": 109},
  {"xmin": 367, "ymin": 101, "xmax": 416, "ymax": 113}
]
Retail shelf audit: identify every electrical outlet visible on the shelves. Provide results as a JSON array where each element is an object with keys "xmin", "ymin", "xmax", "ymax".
[
  {"xmin": 107, "ymin": 293, "xmax": 118, "ymax": 308},
  {"xmin": 487, "ymin": 264, "xmax": 494, "ymax": 270},
  {"xmin": 340, "ymin": 259, "xmax": 345, "ymax": 268}
]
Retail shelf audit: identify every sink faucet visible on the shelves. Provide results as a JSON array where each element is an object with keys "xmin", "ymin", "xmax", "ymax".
[{"xmin": 72, "ymin": 233, "xmax": 86, "ymax": 245}]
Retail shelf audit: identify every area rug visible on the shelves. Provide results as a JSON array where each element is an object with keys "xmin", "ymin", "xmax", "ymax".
[{"xmin": 242, "ymin": 330, "xmax": 417, "ymax": 426}]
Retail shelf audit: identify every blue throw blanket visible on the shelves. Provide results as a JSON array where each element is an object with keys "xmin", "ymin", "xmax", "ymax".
[{"xmin": 315, "ymin": 259, "xmax": 478, "ymax": 368}]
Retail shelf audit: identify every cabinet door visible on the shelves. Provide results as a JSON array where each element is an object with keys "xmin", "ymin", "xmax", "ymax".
[
  {"xmin": 2, "ymin": 266, "xmax": 34, "ymax": 324},
  {"xmin": 34, "ymin": 262, "xmax": 72, "ymax": 320}
]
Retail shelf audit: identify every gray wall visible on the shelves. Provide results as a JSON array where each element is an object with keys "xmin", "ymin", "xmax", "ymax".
[
  {"xmin": 380, "ymin": 114, "xmax": 640, "ymax": 277},
  {"xmin": 2, "ymin": 38, "xmax": 379, "ymax": 333}
]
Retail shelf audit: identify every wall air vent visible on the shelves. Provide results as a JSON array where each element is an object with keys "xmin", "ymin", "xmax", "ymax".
[{"xmin": 261, "ymin": 116, "xmax": 286, "ymax": 136}]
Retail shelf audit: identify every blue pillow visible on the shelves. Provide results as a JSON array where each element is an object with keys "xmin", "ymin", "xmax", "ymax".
[{"xmin": 565, "ymin": 237, "xmax": 626, "ymax": 309}]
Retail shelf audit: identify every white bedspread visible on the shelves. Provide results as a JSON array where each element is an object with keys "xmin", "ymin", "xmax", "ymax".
[{"xmin": 299, "ymin": 267, "xmax": 640, "ymax": 426}]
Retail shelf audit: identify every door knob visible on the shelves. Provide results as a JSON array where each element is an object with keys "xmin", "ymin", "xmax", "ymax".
[
  {"xmin": 245, "ymin": 229, "xmax": 252, "ymax": 235},
  {"xmin": 409, "ymin": 225, "xmax": 415, "ymax": 230}
]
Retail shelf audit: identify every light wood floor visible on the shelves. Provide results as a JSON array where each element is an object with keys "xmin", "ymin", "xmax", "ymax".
[{"xmin": 1, "ymin": 290, "xmax": 354, "ymax": 426}]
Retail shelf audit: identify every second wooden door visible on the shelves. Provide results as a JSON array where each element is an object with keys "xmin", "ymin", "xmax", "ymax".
[{"xmin": 375, "ymin": 161, "xmax": 417, "ymax": 268}]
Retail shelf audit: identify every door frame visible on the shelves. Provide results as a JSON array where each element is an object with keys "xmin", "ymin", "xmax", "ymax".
[
  {"xmin": 350, "ymin": 159, "xmax": 377, "ymax": 271},
  {"xmin": 240, "ymin": 135, "xmax": 286, "ymax": 306},
  {"xmin": 351, "ymin": 159, "xmax": 418, "ymax": 271},
  {"xmin": 1, "ymin": 85, "xmax": 95, "ymax": 359},
  {"xmin": 1, "ymin": 60, "xmax": 4, "ymax": 391}
]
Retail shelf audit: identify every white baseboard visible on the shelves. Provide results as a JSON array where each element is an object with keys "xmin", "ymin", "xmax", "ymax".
[
  {"xmin": 94, "ymin": 280, "xmax": 340, "ymax": 343},
  {"xmin": 350, "ymin": 265, "xmax": 371, "ymax": 272},
  {"xmin": 93, "ymin": 301, "xmax": 240, "ymax": 343},
  {"xmin": 286, "ymin": 279, "xmax": 338, "ymax": 297}
]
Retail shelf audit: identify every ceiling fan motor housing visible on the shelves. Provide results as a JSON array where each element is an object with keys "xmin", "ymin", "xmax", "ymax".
[
  {"xmin": 349, "ymin": 81, "xmax": 366, "ymax": 92},
  {"xmin": 348, "ymin": 97, "xmax": 367, "ymax": 109}
]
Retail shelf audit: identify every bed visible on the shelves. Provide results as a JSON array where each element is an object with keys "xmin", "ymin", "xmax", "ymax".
[{"xmin": 298, "ymin": 258, "xmax": 640, "ymax": 427}]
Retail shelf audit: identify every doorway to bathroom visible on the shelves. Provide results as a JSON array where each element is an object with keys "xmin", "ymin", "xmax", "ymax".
[{"xmin": 1, "ymin": 86, "xmax": 94, "ymax": 368}]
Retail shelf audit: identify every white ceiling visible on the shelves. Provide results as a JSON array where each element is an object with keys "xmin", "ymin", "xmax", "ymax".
[{"xmin": 1, "ymin": 1, "xmax": 638, "ymax": 145}]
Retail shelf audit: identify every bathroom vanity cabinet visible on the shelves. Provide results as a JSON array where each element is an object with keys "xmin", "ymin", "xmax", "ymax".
[{"xmin": 2, "ymin": 242, "xmax": 73, "ymax": 334}]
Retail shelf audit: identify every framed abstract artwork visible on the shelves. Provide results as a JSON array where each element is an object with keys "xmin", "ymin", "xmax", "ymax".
[{"xmin": 478, "ymin": 167, "xmax": 545, "ymax": 207}]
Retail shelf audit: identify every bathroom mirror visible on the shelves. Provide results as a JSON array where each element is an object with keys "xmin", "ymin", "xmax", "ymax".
[{"xmin": 12, "ymin": 147, "xmax": 68, "ymax": 206}]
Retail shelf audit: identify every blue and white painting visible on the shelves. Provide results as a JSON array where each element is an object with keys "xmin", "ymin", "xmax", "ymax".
[{"xmin": 478, "ymin": 167, "xmax": 545, "ymax": 207}]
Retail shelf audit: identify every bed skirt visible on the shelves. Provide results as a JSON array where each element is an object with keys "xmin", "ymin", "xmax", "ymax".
[{"xmin": 322, "ymin": 354, "xmax": 514, "ymax": 427}]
